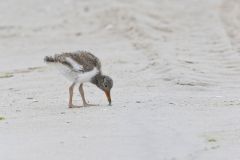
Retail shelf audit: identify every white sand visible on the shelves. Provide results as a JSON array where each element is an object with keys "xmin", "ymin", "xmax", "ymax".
[{"xmin": 1, "ymin": 0, "xmax": 240, "ymax": 159}]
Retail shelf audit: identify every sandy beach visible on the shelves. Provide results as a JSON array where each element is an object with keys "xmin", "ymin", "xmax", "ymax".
[{"xmin": 1, "ymin": 0, "xmax": 240, "ymax": 159}]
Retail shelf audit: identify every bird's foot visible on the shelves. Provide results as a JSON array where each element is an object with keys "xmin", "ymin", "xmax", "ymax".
[
  {"xmin": 68, "ymin": 104, "xmax": 83, "ymax": 108},
  {"xmin": 83, "ymin": 103, "xmax": 99, "ymax": 107}
]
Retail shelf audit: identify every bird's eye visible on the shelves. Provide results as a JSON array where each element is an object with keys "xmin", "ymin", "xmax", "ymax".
[{"xmin": 104, "ymin": 84, "xmax": 108, "ymax": 88}]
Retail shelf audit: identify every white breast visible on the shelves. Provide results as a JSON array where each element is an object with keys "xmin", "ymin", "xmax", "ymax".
[
  {"xmin": 52, "ymin": 63, "xmax": 98, "ymax": 83},
  {"xmin": 76, "ymin": 67, "xmax": 99, "ymax": 83}
]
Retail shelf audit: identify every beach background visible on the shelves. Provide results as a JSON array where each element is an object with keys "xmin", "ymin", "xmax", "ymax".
[{"xmin": 1, "ymin": 0, "xmax": 240, "ymax": 159}]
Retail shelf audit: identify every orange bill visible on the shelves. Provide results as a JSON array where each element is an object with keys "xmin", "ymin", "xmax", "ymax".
[{"xmin": 104, "ymin": 90, "xmax": 111, "ymax": 106}]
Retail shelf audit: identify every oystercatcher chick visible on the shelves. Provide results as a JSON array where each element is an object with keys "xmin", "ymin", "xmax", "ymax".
[{"xmin": 44, "ymin": 51, "xmax": 113, "ymax": 108}]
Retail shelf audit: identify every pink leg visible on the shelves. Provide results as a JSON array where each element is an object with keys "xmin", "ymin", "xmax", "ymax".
[{"xmin": 79, "ymin": 83, "xmax": 98, "ymax": 107}]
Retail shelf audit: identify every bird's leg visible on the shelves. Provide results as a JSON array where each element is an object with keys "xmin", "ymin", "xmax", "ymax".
[
  {"xmin": 69, "ymin": 82, "xmax": 82, "ymax": 108},
  {"xmin": 79, "ymin": 83, "xmax": 97, "ymax": 107}
]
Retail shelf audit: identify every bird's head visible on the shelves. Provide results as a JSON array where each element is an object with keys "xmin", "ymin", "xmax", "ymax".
[{"xmin": 97, "ymin": 75, "xmax": 113, "ymax": 105}]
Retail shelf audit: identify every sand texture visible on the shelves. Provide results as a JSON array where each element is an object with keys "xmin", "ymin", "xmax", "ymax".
[{"xmin": 1, "ymin": 0, "xmax": 240, "ymax": 159}]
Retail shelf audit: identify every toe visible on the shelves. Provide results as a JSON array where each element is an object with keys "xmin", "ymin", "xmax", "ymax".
[
  {"xmin": 83, "ymin": 103, "xmax": 98, "ymax": 107},
  {"xmin": 69, "ymin": 104, "xmax": 83, "ymax": 108}
]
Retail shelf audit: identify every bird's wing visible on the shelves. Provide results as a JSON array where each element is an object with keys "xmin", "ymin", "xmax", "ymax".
[
  {"xmin": 78, "ymin": 52, "xmax": 102, "ymax": 72},
  {"xmin": 65, "ymin": 57, "xmax": 84, "ymax": 72}
]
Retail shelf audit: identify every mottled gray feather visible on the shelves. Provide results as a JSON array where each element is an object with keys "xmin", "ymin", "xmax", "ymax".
[{"xmin": 44, "ymin": 51, "xmax": 102, "ymax": 73}]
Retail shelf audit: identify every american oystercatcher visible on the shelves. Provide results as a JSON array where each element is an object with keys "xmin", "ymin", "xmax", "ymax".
[{"xmin": 44, "ymin": 51, "xmax": 113, "ymax": 108}]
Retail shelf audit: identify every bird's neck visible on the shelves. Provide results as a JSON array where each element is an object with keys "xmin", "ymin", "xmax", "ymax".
[{"xmin": 91, "ymin": 73, "xmax": 102, "ymax": 86}]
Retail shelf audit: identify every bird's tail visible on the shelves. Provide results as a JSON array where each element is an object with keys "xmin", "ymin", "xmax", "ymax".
[{"xmin": 44, "ymin": 56, "xmax": 56, "ymax": 63}]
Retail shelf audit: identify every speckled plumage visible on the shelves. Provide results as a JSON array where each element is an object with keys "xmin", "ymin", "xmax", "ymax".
[{"xmin": 45, "ymin": 51, "xmax": 102, "ymax": 73}]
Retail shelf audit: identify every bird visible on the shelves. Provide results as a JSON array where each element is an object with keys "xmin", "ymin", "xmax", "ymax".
[{"xmin": 44, "ymin": 51, "xmax": 113, "ymax": 108}]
